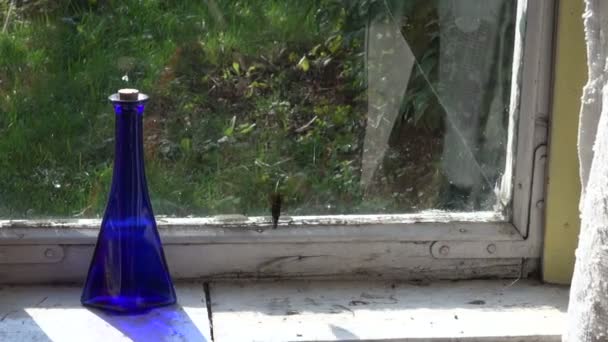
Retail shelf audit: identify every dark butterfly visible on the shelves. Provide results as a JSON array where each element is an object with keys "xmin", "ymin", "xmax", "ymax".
[{"xmin": 269, "ymin": 192, "xmax": 282, "ymax": 229}]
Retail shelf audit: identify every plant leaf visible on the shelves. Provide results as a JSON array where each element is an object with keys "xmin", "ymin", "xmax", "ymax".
[
  {"xmin": 297, "ymin": 56, "xmax": 310, "ymax": 72},
  {"xmin": 239, "ymin": 123, "xmax": 256, "ymax": 134},
  {"xmin": 180, "ymin": 138, "xmax": 192, "ymax": 152}
]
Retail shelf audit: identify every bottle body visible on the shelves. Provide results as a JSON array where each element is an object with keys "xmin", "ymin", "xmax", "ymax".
[{"xmin": 81, "ymin": 93, "xmax": 176, "ymax": 312}]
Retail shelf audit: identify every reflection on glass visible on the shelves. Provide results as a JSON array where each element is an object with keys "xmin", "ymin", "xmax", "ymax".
[{"xmin": 0, "ymin": 0, "xmax": 516, "ymax": 218}]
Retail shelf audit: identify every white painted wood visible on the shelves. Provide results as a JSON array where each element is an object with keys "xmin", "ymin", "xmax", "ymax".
[
  {"xmin": 210, "ymin": 280, "xmax": 568, "ymax": 342},
  {"xmin": 165, "ymin": 244, "xmax": 522, "ymax": 280},
  {"xmin": 0, "ymin": 211, "xmax": 504, "ymax": 230},
  {"xmin": 0, "ymin": 210, "xmax": 531, "ymax": 283},
  {"xmin": 500, "ymin": 0, "xmax": 526, "ymax": 210},
  {"xmin": 0, "ymin": 280, "xmax": 566, "ymax": 341},
  {"xmin": 0, "ymin": 221, "xmax": 520, "ymax": 246},
  {"xmin": 431, "ymin": 240, "xmax": 535, "ymax": 259},
  {"xmin": 0, "ymin": 211, "xmax": 511, "ymax": 246},
  {"xmin": 0, "ymin": 245, "xmax": 63, "ymax": 264},
  {"xmin": 0, "ymin": 284, "xmax": 211, "ymax": 342},
  {"xmin": 0, "ymin": 243, "xmax": 522, "ymax": 284},
  {"xmin": 511, "ymin": 0, "xmax": 554, "ymax": 237}
]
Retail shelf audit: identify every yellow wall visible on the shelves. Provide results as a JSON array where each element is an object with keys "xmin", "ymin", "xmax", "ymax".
[{"xmin": 542, "ymin": 0, "xmax": 586, "ymax": 284}]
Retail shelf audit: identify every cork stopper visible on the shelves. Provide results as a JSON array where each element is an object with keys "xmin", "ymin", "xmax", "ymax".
[{"xmin": 118, "ymin": 88, "xmax": 140, "ymax": 101}]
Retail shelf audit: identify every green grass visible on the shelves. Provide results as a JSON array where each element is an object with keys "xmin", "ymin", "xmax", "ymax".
[
  {"xmin": 0, "ymin": 0, "xmax": 370, "ymax": 218},
  {"xmin": 0, "ymin": 0, "xmax": 508, "ymax": 218}
]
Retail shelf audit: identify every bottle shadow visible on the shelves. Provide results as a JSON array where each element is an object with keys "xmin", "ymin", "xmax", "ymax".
[
  {"xmin": 0, "ymin": 285, "xmax": 210, "ymax": 342},
  {"xmin": 88, "ymin": 304, "xmax": 209, "ymax": 342}
]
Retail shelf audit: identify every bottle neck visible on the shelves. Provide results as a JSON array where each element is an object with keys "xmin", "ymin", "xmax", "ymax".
[
  {"xmin": 113, "ymin": 109, "xmax": 146, "ymax": 186},
  {"xmin": 107, "ymin": 103, "xmax": 152, "ymax": 218}
]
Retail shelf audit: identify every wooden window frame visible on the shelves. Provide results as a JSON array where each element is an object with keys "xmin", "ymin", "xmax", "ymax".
[{"xmin": 0, "ymin": 0, "xmax": 555, "ymax": 283}]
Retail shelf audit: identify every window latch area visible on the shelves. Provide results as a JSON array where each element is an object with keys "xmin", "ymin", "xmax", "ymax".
[{"xmin": 430, "ymin": 144, "xmax": 548, "ymax": 260}]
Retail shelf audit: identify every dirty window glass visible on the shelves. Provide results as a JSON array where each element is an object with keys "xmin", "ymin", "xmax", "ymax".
[{"xmin": 0, "ymin": 0, "xmax": 517, "ymax": 218}]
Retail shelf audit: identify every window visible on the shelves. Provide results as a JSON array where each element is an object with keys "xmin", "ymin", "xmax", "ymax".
[{"xmin": 0, "ymin": 0, "xmax": 554, "ymax": 282}]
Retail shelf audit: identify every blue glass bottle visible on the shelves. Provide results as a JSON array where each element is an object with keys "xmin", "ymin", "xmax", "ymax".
[{"xmin": 81, "ymin": 89, "xmax": 176, "ymax": 313}]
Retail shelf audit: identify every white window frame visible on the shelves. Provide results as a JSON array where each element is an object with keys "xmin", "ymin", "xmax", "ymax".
[{"xmin": 0, "ymin": 0, "xmax": 554, "ymax": 283}]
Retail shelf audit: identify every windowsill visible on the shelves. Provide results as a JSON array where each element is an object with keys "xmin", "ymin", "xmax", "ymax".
[{"xmin": 0, "ymin": 280, "xmax": 567, "ymax": 341}]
